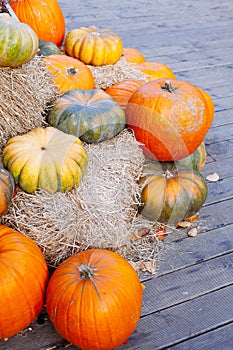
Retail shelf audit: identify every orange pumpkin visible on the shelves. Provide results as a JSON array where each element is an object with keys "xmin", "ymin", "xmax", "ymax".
[
  {"xmin": 43, "ymin": 54, "xmax": 95, "ymax": 94},
  {"xmin": 121, "ymin": 47, "xmax": 146, "ymax": 64},
  {"xmin": 0, "ymin": 225, "xmax": 48, "ymax": 339},
  {"xmin": 134, "ymin": 61, "xmax": 176, "ymax": 81},
  {"xmin": 9, "ymin": 0, "xmax": 65, "ymax": 47},
  {"xmin": 105, "ymin": 79, "xmax": 146, "ymax": 111},
  {"xmin": 126, "ymin": 79, "xmax": 214, "ymax": 161},
  {"xmin": 0, "ymin": 167, "xmax": 15, "ymax": 216},
  {"xmin": 64, "ymin": 25, "xmax": 123, "ymax": 66},
  {"xmin": 46, "ymin": 249, "xmax": 143, "ymax": 350}
]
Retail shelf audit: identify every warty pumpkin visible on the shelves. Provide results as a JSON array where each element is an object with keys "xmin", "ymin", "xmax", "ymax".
[
  {"xmin": 0, "ymin": 224, "xmax": 48, "ymax": 339},
  {"xmin": 134, "ymin": 61, "xmax": 176, "ymax": 81},
  {"xmin": 46, "ymin": 248, "xmax": 143, "ymax": 350},
  {"xmin": 0, "ymin": 13, "xmax": 38, "ymax": 67},
  {"xmin": 105, "ymin": 79, "xmax": 146, "ymax": 111},
  {"xmin": 0, "ymin": 167, "xmax": 15, "ymax": 216},
  {"xmin": 47, "ymin": 88, "xmax": 126, "ymax": 143},
  {"xmin": 121, "ymin": 47, "xmax": 146, "ymax": 64},
  {"xmin": 139, "ymin": 168, "xmax": 208, "ymax": 223},
  {"xmin": 64, "ymin": 25, "xmax": 123, "ymax": 66},
  {"xmin": 126, "ymin": 79, "xmax": 214, "ymax": 161},
  {"xmin": 2, "ymin": 127, "xmax": 88, "ymax": 194},
  {"xmin": 9, "ymin": 0, "xmax": 65, "ymax": 47},
  {"xmin": 43, "ymin": 54, "xmax": 95, "ymax": 94}
]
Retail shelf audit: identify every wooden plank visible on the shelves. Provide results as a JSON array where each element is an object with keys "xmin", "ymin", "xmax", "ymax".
[
  {"xmin": 205, "ymin": 123, "xmax": 233, "ymax": 145},
  {"xmin": 205, "ymin": 139, "xmax": 233, "ymax": 160},
  {"xmin": 169, "ymin": 322, "xmax": 233, "ymax": 350},
  {"xmin": 202, "ymin": 156, "xmax": 233, "ymax": 179},
  {"xmin": 141, "ymin": 252, "xmax": 233, "ymax": 315},
  {"xmin": 120, "ymin": 284, "xmax": 233, "ymax": 349}
]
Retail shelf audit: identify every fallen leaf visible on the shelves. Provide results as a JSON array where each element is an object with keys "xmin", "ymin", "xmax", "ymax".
[
  {"xmin": 206, "ymin": 172, "xmax": 219, "ymax": 182},
  {"xmin": 138, "ymin": 227, "xmax": 150, "ymax": 237},
  {"xmin": 155, "ymin": 225, "xmax": 168, "ymax": 240},
  {"xmin": 187, "ymin": 227, "xmax": 198, "ymax": 237},
  {"xmin": 184, "ymin": 213, "xmax": 199, "ymax": 222},
  {"xmin": 176, "ymin": 221, "xmax": 192, "ymax": 228}
]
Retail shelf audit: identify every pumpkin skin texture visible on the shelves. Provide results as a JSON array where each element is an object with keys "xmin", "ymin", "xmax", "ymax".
[
  {"xmin": 105, "ymin": 79, "xmax": 146, "ymax": 111},
  {"xmin": 47, "ymin": 89, "xmax": 126, "ymax": 143},
  {"xmin": 139, "ymin": 169, "xmax": 208, "ymax": 223},
  {"xmin": 43, "ymin": 54, "xmax": 95, "ymax": 94},
  {"xmin": 46, "ymin": 249, "xmax": 143, "ymax": 350},
  {"xmin": 2, "ymin": 127, "xmax": 88, "ymax": 194},
  {"xmin": 0, "ymin": 224, "xmax": 48, "ymax": 339},
  {"xmin": 121, "ymin": 47, "xmax": 146, "ymax": 64},
  {"xmin": 134, "ymin": 61, "xmax": 176, "ymax": 81},
  {"xmin": 126, "ymin": 79, "xmax": 214, "ymax": 161},
  {"xmin": 9, "ymin": 0, "xmax": 65, "ymax": 47},
  {"xmin": 0, "ymin": 167, "xmax": 15, "ymax": 216},
  {"xmin": 38, "ymin": 40, "xmax": 61, "ymax": 56},
  {"xmin": 0, "ymin": 13, "xmax": 38, "ymax": 67},
  {"xmin": 64, "ymin": 25, "xmax": 123, "ymax": 66},
  {"xmin": 143, "ymin": 142, "xmax": 207, "ymax": 174}
]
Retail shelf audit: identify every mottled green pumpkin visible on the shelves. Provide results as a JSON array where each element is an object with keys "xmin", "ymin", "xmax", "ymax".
[
  {"xmin": 2, "ymin": 127, "xmax": 88, "ymax": 194},
  {"xmin": 0, "ymin": 13, "xmax": 38, "ymax": 67},
  {"xmin": 38, "ymin": 40, "xmax": 61, "ymax": 56},
  {"xmin": 47, "ymin": 89, "xmax": 126, "ymax": 143},
  {"xmin": 0, "ymin": 167, "xmax": 15, "ymax": 216},
  {"xmin": 139, "ymin": 168, "xmax": 207, "ymax": 223},
  {"xmin": 143, "ymin": 142, "xmax": 207, "ymax": 174}
]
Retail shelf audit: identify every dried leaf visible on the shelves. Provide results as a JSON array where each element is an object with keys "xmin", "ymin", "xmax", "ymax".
[
  {"xmin": 138, "ymin": 227, "xmax": 151, "ymax": 238},
  {"xmin": 184, "ymin": 213, "xmax": 199, "ymax": 222},
  {"xmin": 187, "ymin": 227, "xmax": 198, "ymax": 237},
  {"xmin": 206, "ymin": 172, "xmax": 219, "ymax": 182},
  {"xmin": 155, "ymin": 225, "xmax": 167, "ymax": 240},
  {"xmin": 176, "ymin": 221, "xmax": 192, "ymax": 228}
]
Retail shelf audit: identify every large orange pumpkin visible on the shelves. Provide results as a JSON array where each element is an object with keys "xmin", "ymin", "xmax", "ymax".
[
  {"xmin": 9, "ymin": 0, "xmax": 65, "ymax": 47},
  {"xmin": 134, "ymin": 61, "xmax": 176, "ymax": 81},
  {"xmin": 0, "ymin": 225, "xmax": 48, "ymax": 339},
  {"xmin": 43, "ymin": 54, "xmax": 95, "ymax": 94},
  {"xmin": 46, "ymin": 249, "xmax": 143, "ymax": 350},
  {"xmin": 126, "ymin": 79, "xmax": 214, "ymax": 161},
  {"xmin": 105, "ymin": 79, "xmax": 146, "ymax": 111}
]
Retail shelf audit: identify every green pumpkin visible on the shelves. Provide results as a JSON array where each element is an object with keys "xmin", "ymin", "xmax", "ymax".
[
  {"xmin": 0, "ymin": 13, "xmax": 38, "ymax": 67},
  {"xmin": 38, "ymin": 40, "xmax": 61, "ymax": 56},
  {"xmin": 139, "ymin": 168, "xmax": 207, "ymax": 223},
  {"xmin": 143, "ymin": 142, "xmax": 207, "ymax": 175},
  {"xmin": 47, "ymin": 89, "xmax": 126, "ymax": 143}
]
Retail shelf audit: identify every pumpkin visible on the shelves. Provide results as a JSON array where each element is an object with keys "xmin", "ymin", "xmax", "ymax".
[
  {"xmin": 105, "ymin": 79, "xmax": 146, "ymax": 111},
  {"xmin": 139, "ymin": 168, "xmax": 208, "ymax": 223},
  {"xmin": 0, "ymin": 167, "xmax": 15, "ymax": 216},
  {"xmin": 0, "ymin": 13, "xmax": 38, "ymax": 67},
  {"xmin": 2, "ymin": 127, "xmax": 88, "ymax": 194},
  {"xmin": 134, "ymin": 61, "xmax": 176, "ymax": 81},
  {"xmin": 126, "ymin": 79, "xmax": 214, "ymax": 161},
  {"xmin": 64, "ymin": 25, "xmax": 123, "ymax": 66},
  {"xmin": 47, "ymin": 89, "xmax": 126, "ymax": 143},
  {"xmin": 143, "ymin": 142, "xmax": 207, "ymax": 173},
  {"xmin": 0, "ymin": 224, "xmax": 48, "ymax": 339},
  {"xmin": 43, "ymin": 54, "xmax": 95, "ymax": 94},
  {"xmin": 46, "ymin": 248, "xmax": 143, "ymax": 350},
  {"xmin": 121, "ymin": 47, "xmax": 146, "ymax": 64},
  {"xmin": 9, "ymin": 0, "xmax": 65, "ymax": 47},
  {"xmin": 37, "ymin": 40, "xmax": 61, "ymax": 56}
]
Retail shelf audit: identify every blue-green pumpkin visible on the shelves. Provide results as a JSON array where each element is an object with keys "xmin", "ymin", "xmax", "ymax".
[{"xmin": 47, "ymin": 89, "xmax": 126, "ymax": 143}]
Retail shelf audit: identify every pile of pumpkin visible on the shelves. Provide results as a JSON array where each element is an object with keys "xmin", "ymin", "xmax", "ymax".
[{"xmin": 0, "ymin": 0, "xmax": 214, "ymax": 348}]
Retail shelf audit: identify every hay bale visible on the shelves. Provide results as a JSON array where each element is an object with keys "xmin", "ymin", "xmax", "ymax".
[
  {"xmin": 89, "ymin": 59, "xmax": 147, "ymax": 89},
  {"xmin": 0, "ymin": 56, "xmax": 57, "ymax": 152},
  {"xmin": 1, "ymin": 129, "xmax": 163, "ymax": 268}
]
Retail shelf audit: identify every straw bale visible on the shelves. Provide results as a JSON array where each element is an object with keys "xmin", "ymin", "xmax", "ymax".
[
  {"xmin": 0, "ymin": 56, "xmax": 57, "ymax": 152},
  {"xmin": 89, "ymin": 59, "xmax": 147, "ymax": 89},
  {"xmin": 1, "ymin": 129, "xmax": 163, "ymax": 269}
]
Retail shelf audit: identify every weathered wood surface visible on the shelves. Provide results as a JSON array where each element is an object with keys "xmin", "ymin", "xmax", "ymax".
[{"xmin": 1, "ymin": 0, "xmax": 233, "ymax": 349}]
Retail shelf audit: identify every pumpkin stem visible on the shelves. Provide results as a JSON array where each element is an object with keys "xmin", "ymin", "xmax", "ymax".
[
  {"xmin": 67, "ymin": 67, "xmax": 78, "ymax": 76},
  {"xmin": 163, "ymin": 169, "xmax": 174, "ymax": 178},
  {"xmin": 78, "ymin": 264, "xmax": 95, "ymax": 279},
  {"xmin": 161, "ymin": 80, "xmax": 177, "ymax": 93}
]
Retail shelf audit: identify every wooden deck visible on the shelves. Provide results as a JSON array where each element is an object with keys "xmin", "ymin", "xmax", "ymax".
[{"xmin": 2, "ymin": 0, "xmax": 233, "ymax": 349}]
